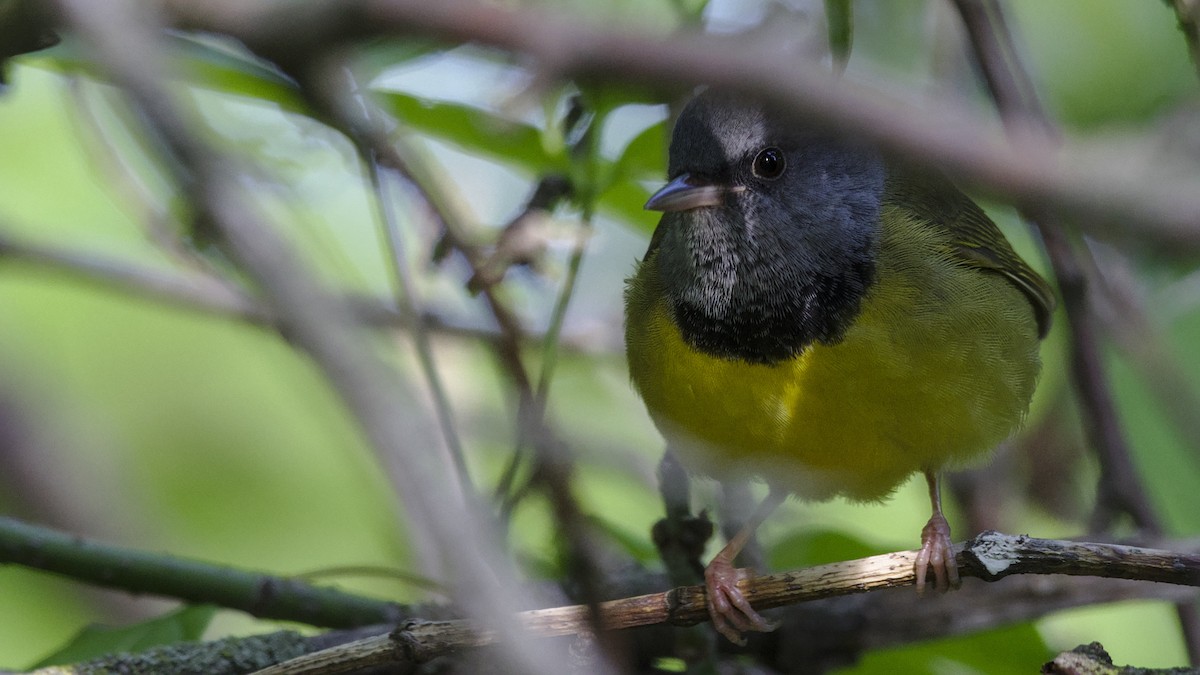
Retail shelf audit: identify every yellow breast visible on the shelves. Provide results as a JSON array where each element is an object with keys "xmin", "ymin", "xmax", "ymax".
[{"xmin": 624, "ymin": 205, "xmax": 1042, "ymax": 502}]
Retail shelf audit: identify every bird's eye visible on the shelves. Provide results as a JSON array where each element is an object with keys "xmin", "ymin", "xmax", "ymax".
[{"xmin": 752, "ymin": 147, "xmax": 786, "ymax": 179}]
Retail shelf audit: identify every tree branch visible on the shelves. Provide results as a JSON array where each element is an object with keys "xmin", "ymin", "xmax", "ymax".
[
  {"xmin": 0, "ymin": 517, "xmax": 406, "ymax": 628},
  {"xmin": 156, "ymin": 0, "xmax": 1200, "ymax": 253},
  {"xmin": 0, "ymin": 226, "xmax": 266, "ymax": 321},
  {"xmin": 5, "ymin": 520, "xmax": 1197, "ymax": 674},
  {"xmin": 254, "ymin": 531, "xmax": 1200, "ymax": 674},
  {"xmin": 0, "ymin": 220, "xmax": 615, "ymax": 353}
]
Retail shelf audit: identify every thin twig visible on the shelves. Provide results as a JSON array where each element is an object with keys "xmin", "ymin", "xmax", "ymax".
[
  {"xmin": 532, "ymin": 97, "xmax": 591, "ymax": 409},
  {"xmin": 292, "ymin": 61, "xmax": 616, "ymax": 659},
  {"xmin": 0, "ymin": 221, "xmax": 589, "ymax": 349},
  {"xmin": 489, "ymin": 175, "xmax": 578, "ymax": 508},
  {"xmin": 64, "ymin": 76, "xmax": 187, "ymax": 259},
  {"xmin": 367, "ymin": 150, "xmax": 472, "ymax": 498},
  {"xmin": 294, "ymin": 56, "xmax": 537, "ymax": 404},
  {"xmin": 533, "ymin": 214, "xmax": 589, "ymax": 409},
  {"xmin": 0, "ymin": 226, "xmax": 266, "ymax": 319}
]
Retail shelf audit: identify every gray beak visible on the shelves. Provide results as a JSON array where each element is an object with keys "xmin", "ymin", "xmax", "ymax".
[{"xmin": 644, "ymin": 173, "xmax": 730, "ymax": 212}]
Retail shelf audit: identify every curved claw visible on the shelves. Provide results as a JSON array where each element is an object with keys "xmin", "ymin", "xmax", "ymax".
[{"xmin": 705, "ymin": 556, "xmax": 779, "ymax": 645}]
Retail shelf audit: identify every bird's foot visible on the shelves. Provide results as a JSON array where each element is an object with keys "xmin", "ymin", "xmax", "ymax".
[
  {"xmin": 704, "ymin": 556, "xmax": 778, "ymax": 645},
  {"xmin": 914, "ymin": 511, "xmax": 961, "ymax": 594}
]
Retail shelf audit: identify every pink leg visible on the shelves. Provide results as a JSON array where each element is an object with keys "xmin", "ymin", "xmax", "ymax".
[
  {"xmin": 704, "ymin": 489, "xmax": 785, "ymax": 644},
  {"xmin": 914, "ymin": 470, "xmax": 961, "ymax": 594}
]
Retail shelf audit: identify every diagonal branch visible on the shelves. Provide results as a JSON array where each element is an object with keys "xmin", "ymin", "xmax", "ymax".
[
  {"xmin": 158, "ymin": 0, "xmax": 1200, "ymax": 253},
  {"xmin": 45, "ymin": 2, "xmax": 582, "ymax": 674}
]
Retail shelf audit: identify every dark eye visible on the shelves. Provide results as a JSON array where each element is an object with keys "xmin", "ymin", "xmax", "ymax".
[{"xmin": 752, "ymin": 147, "xmax": 786, "ymax": 179}]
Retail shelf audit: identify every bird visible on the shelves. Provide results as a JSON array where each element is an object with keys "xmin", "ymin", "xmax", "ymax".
[{"xmin": 623, "ymin": 89, "xmax": 1054, "ymax": 643}]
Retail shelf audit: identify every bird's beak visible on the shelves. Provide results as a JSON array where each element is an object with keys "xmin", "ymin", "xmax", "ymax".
[{"xmin": 644, "ymin": 173, "xmax": 730, "ymax": 212}]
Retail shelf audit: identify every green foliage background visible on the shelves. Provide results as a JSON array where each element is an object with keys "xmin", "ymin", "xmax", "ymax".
[{"xmin": 0, "ymin": 0, "xmax": 1197, "ymax": 672}]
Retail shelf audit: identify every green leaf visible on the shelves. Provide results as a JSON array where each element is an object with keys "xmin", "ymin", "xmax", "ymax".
[
  {"xmin": 597, "ymin": 177, "xmax": 657, "ymax": 232},
  {"xmin": 578, "ymin": 81, "xmax": 664, "ymax": 119},
  {"xmin": 591, "ymin": 118, "xmax": 666, "ymax": 230},
  {"xmin": 375, "ymin": 91, "xmax": 566, "ymax": 174},
  {"xmin": 612, "ymin": 120, "xmax": 667, "ymax": 183},
  {"xmin": 352, "ymin": 38, "xmax": 443, "ymax": 81},
  {"xmin": 669, "ymin": 0, "xmax": 710, "ymax": 22},
  {"xmin": 853, "ymin": 622, "xmax": 1052, "ymax": 675},
  {"xmin": 33, "ymin": 605, "xmax": 217, "ymax": 668},
  {"xmin": 31, "ymin": 35, "xmax": 307, "ymax": 113},
  {"xmin": 824, "ymin": 0, "xmax": 854, "ymax": 70},
  {"xmin": 169, "ymin": 34, "xmax": 304, "ymax": 111}
]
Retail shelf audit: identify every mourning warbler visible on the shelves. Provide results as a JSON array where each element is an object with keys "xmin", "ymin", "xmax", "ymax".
[{"xmin": 624, "ymin": 90, "xmax": 1054, "ymax": 643}]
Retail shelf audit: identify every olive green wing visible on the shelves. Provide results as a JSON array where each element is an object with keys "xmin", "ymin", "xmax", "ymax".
[{"xmin": 885, "ymin": 168, "xmax": 1057, "ymax": 339}]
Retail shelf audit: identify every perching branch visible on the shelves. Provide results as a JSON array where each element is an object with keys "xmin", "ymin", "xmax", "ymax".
[
  {"xmin": 254, "ymin": 531, "xmax": 1200, "ymax": 674},
  {"xmin": 4, "ymin": 520, "xmax": 1196, "ymax": 674}
]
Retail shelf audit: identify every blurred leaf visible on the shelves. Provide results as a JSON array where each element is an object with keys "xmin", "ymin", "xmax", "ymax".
[
  {"xmin": 1011, "ymin": 0, "xmax": 1194, "ymax": 126},
  {"xmin": 33, "ymin": 605, "xmax": 216, "ymax": 668},
  {"xmin": 597, "ymin": 177, "xmax": 656, "ymax": 231},
  {"xmin": 32, "ymin": 35, "xmax": 307, "ymax": 113},
  {"xmin": 579, "ymin": 81, "xmax": 666, "ymax": 118},
  {"xmin": 670, "ymin": 0, "xmax": 710, "ymax": 22},
  {"xmin": 824, "ymin": 0, "xmax": 854, "ymax": 69},
  {"xmin": 376, "ymin": 91, "xmax": 566, "ymax": 174},
  {"xmin": 612, "ymin": 120, "xmax": 667, "ymax": 183},
  {"xmin": 169, "ymin": 34, "xmax": 304, "ymax": 111},
  {"xmin": 1108, "ymin": 318, "xmax": 1200, "ymax": 534},
  {"xmin": 34, "ymin": 34, "xmax": 452, "ymax": 122},
  {"xmin": 592, "ymin": 119, "xmax": 665, "ymax": 229},
  {"xmin": 851, "ymin": 622, "xmax": 1052, "ymax": 675},
  {"xmin": 0, "ymin": 0, "xmax": 58, "ymax": 78},
  {"xmin": 1039, "ymin": 600, "xmax": 1189, "ymax": 668},
  {"xmin": 768, "ymin": 528, "xmax": 883, "ymax": 569},
  {"xmin": 353, "ymin": 38, "xmax": 444, "ymax": 80}
]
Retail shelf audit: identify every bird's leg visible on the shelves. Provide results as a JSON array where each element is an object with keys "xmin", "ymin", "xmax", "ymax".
[
  {"xmin": 705, "ymin": 487, "xmax": 786, "ymax": 644},
  {"xmin": 914, "ymin": 469, "xmax": 961, "ymax": 594}
]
